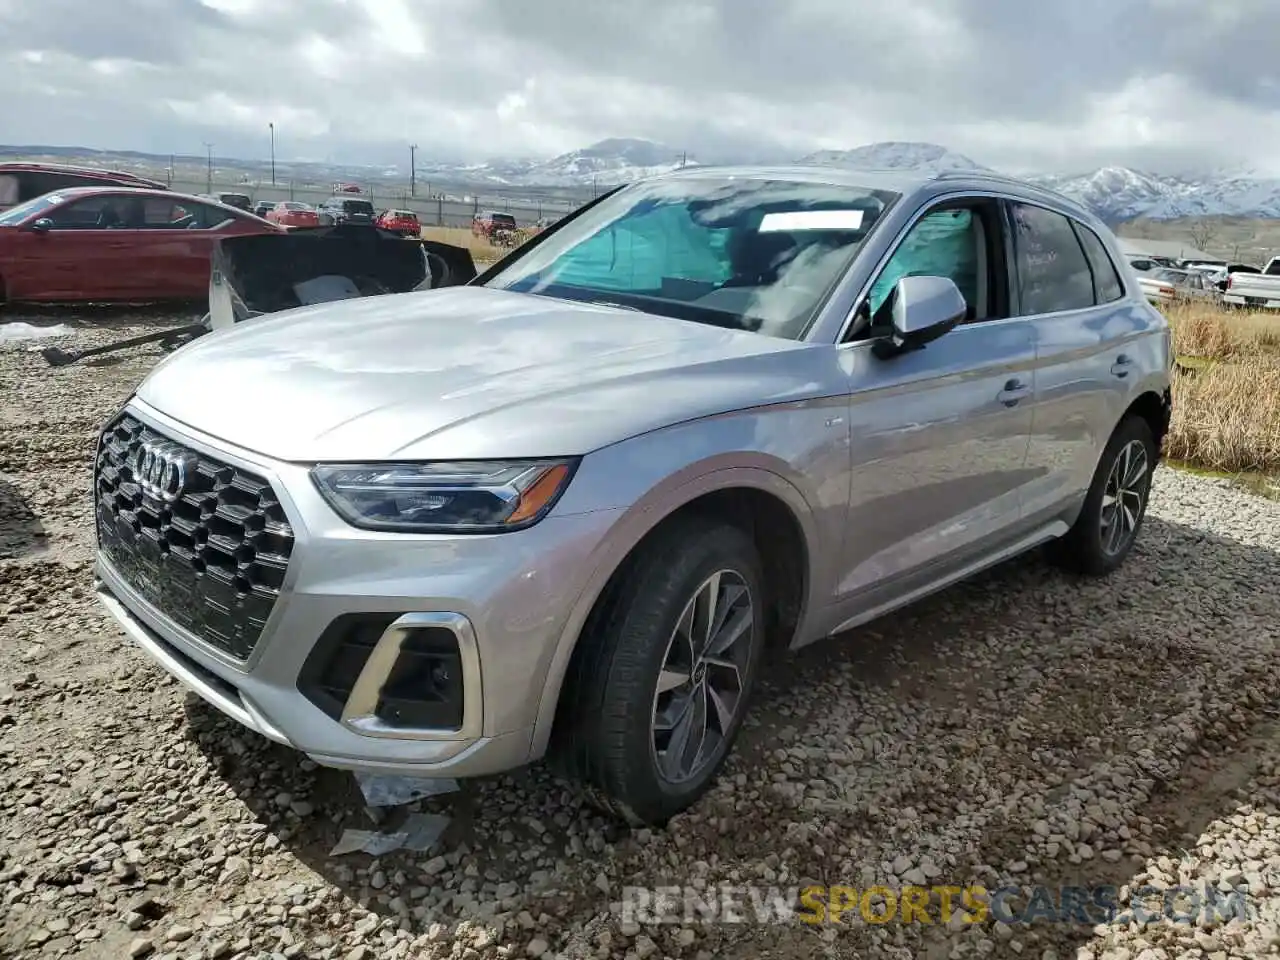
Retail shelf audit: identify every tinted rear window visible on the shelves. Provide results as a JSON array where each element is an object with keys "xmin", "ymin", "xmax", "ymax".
[{"xmin": 343, "ymin": 201, "xmax": 374, "ymax": 214}]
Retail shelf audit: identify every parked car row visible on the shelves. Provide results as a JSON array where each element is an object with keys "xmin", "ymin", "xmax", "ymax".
[
  {"xmin": 0, "ymin": 184, "xmax": 428, "ymax": 305},
  {"xmin": 1124, "ymin": 250, "xmax": 1280, "ymax": 308}
]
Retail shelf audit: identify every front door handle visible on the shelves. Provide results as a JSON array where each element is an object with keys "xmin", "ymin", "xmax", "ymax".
[
  {"xmin": 1111, "ymin": 355, "xmax": 1133, "ymax": 378},
  {"xmin": 997, "ymin": 379, "xmax": 1031, "ymax": 406}
]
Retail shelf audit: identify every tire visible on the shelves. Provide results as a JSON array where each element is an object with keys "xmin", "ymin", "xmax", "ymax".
[
  {"xmin": 551, "ymin": 518, "xmax": 766, "ymax": 826},
  {"xmin": 1047, "ymin": 414, "xmax": 1157, "ymax": 576}
]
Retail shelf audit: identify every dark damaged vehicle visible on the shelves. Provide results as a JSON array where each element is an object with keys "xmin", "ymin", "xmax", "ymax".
[
  {"xmin": 40, "ymin": 221, "xmax": 481, "ymax": 365},
  {"xmin": 0, "ymin": 161, "xmax": 167, "ymax": 211}
]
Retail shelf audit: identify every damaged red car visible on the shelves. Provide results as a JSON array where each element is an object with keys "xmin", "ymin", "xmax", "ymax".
[
  {"xmin": 0, "ymin": 186, "xmax": 282, "ymax": 304},
  {"xmin": 374, "ymin": 208, "xmax": 421, "ymax": 237},
  {"xmin": 266, "ymin": 201, "xmax": 321, "ymax": 229}
]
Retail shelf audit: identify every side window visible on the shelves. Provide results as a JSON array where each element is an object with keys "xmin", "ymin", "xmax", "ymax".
[
  {"xmin": 866, "ymin": 207, "xmax": 985, "ymax": 321},
  {"xmin": 1008, "ymin": 202, "xmax": 1095, "ymax": 314},
  {"xmin": 142, "ymin": 198, "xmax": 195, "ymax": 228},
  {"xmin": 46, "ymin": 196, "xmax": 127, "ymax": 230},
  {"xmin": 1072, "ymin": 223, "xmax": 1125, "ymax": 303}
]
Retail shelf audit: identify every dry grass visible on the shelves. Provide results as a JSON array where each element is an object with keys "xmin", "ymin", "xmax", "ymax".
[
  {"xmin": 1162, "ymin": 303, "xmax": 1280, "ymax": 474},
  {"xmin": 418, "ymin": 225, "xmax": 531, "ymax": 263},
  {"xmin": 1165, "ymin": 302, "xmax": 1280, "ymax": 359}
]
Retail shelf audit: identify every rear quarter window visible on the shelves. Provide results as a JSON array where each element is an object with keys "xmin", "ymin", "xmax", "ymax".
[
  {"xmin": 1008, "ymin": 202, "xmax": 1096, "ymax": 315},
  {"xmin": 1072, "ymin": 224, "xmax": 1126, "ymax": 303}
]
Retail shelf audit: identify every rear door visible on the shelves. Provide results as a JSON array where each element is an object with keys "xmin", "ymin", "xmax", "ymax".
[
  {"xmin": 832, "ymin": 196, "xmax": 1039, "ymax": 616},
  {"xmin": 1010, "ymin": 201, "xmax": 1150, "ymax": 527},
  {"xmin": 128, "ymin": 198, "xmax": 250, "ymax": 297}
]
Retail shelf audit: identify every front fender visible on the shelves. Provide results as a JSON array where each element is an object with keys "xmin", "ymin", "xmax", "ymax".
[{"xmin": 525, "ymin": 461, "xmax": 822, "ymax": 762}]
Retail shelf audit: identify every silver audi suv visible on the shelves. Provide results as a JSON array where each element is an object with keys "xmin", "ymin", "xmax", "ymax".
[{"xmin": 93, "ymin": 166, "xmax": 1173, "ymax": 825}]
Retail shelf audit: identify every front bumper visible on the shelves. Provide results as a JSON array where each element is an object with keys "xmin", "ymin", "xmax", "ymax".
[{"xmin": 93, "ymin": 400, "xmax": 620, "ymax": 777}]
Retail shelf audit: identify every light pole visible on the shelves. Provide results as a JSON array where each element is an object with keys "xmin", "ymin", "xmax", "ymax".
[
  {"xmin": 269, "ymin": 122, "xmax": 276, "ymax": 185},
  {"xmin": 203, "ymin": 142, "xmax": 213, "ymax": 194},
  {"xmin": 410, "ymin": 144, "xmax": 417, "ymax": 198}
]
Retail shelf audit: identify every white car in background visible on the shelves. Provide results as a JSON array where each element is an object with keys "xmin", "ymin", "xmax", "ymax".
[{"xmin": 1137, "ymin": 267, "xmax": 1218, "ymax": 306}]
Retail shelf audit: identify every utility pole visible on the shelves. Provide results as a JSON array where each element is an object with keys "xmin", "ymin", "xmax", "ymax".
[
  {"xmin": 680, "ymin": 150, "xmax": 687, "ymax": 168},
  {"xmin": 203, "ymin": 142, "xmax": 213, "ymax": 194},
  {"xmin": 410, "ymin": 144, "xmax": 417, "ymax": 197},
  {"xmin": 269, "ymin": 122, "xmax": 276, "ymax": 185}
]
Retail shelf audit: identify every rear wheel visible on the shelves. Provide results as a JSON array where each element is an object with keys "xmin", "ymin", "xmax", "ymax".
[
  {"xmin": 551, "ymin": 519, "xmax": 766, "ymax": 825},
  {"xmin": 1048, "ymin": 415, "xmax": 1157, "ymax": 576}
]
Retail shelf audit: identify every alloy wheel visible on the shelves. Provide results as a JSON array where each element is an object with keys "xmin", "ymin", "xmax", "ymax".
[
  {"xmin": 1100, "ymin": 439, "xmax": 1149, "ymax": 556},
  {"xmin": 650, "ymin": 570, "xmax": 755, "ymax": 785}
]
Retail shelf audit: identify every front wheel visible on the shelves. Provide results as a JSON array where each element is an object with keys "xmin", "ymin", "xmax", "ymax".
[
  {"xmin": 1048, "ymin": 415, "xmax": 1158, "ymax": 576},
  {"xmin": 551, "ymin": 519, "xmax": 766, "ymax": 825}
]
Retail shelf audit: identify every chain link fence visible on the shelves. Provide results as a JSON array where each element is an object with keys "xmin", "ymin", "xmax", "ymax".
[{"xmin": 164, "ymin": 173, "xmax": 597, "ymax": 229}]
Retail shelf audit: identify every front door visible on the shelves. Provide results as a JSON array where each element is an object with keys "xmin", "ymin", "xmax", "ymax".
[
  {"xmin": 831, "ymin": 198, "xmax": 1038, "ymax": 623},
  {"xmin": 7, "ymin": 194, "xmax": 133, "ymax": 301}
]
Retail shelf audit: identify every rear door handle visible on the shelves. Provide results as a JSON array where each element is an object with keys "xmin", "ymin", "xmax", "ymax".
[
  {"xmin": 1111, "ymin": 355, "xmax": 1133, "ymax": 378},
  {"xmin": 997, "ymin": 379, "xmax": 1031, "ymax": 406}
]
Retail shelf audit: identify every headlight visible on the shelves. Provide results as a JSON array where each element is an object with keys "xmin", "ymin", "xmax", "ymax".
[{"xmin": 311, "ymin": 459, "xmax": 577, "ymax": 533}]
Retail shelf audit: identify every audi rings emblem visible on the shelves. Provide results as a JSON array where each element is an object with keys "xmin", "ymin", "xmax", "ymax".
[{"xmin": 129, "ymin": 441, "xmax": 195, "ymax": 502}]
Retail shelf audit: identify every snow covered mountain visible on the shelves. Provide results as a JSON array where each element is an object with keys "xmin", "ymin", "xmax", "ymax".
[
  {"xmin": 439, "ymin": 138, "xmax": 697, "ymax": 187},
  {"xmin": 797, "ymin": 141, "xmax": 992, "ymax": 175},
  {"xmin": 1030, "ymin": 167, "xmax": 1280, "ymax": 222},
  {"xmin": 793, "ymin": 141, "xmax": 1280, "ymax": 222}
]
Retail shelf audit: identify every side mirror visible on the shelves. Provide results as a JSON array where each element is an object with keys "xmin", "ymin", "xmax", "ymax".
[
  {"xmin": 27, "ymin": 218, "xmax": 53, "ymax": 233},
  {"xmin": 873, "ymin": 275, "xmax": 967, "ymax": 359}
]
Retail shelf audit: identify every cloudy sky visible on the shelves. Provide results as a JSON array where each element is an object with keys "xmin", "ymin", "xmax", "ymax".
[{"xmin": 3, "ymin": 0, "xmax": 1279, "ymax": 176}]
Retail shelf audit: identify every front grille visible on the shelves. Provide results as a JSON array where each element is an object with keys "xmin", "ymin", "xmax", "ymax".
[{"xmin": 94, "ymin": 413, "xmax": 295, "ymax": 662}]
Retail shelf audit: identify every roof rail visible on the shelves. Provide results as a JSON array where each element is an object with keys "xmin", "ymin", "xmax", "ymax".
[
  {"xmin": 930, "ymin": 169, "xmax": 1087, "ymax": 207},
  {"xmin": 931, "ymin": 170, "xmax": 1033, "ymax": 186}
]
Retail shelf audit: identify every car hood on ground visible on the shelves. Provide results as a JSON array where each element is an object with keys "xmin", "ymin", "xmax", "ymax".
[{"xmin": 136, "ymin": 286, "xmax": 821, "ymax": 462}]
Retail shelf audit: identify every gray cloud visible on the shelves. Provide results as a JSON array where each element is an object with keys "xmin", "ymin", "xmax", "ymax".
[{"xmin": 0, "ymin": 0, "xmax": 1277, "ymax": 175}]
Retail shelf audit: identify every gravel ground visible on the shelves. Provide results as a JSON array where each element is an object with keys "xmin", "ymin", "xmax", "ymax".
[{"xmin": 3, "ymin": 311, "xmax": 1280, "ymax": 960}]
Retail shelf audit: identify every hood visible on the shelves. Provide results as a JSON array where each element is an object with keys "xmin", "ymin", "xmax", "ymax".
[{"xmin": 136, "ymin": 286, "xmax": 820, "ymax": 462}]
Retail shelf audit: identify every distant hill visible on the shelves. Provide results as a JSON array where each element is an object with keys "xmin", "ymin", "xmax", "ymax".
[{"xmin": 5, "ymin": 139, "xmax": 1280, "ymax": 222}]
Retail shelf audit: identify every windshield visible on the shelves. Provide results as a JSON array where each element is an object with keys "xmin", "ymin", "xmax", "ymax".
[
  {"xmin": 483, "ymin": 176, "xmax": 898, "ymax": 340},
  {"xmin": 0, "ymin": 193, "xmax": 63, "ymax": 226}
]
